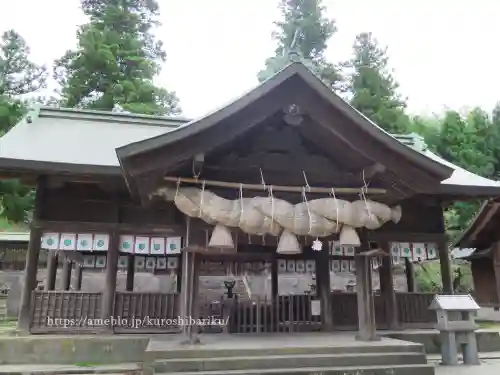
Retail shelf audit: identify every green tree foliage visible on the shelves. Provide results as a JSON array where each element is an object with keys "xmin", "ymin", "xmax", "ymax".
[
  {"xmin": 345, "ymin": 32, "xmax": 410, "ymax": 134},
  {"xmin": 258, "ymin": 0, "xmax": 343, "ymax": 90},
  {"xmin": 415, "ymin": 261, "xmax": 472, "ymax": 293},
  {"xmin": 408, "ymin": 116, "xmax": 441, "ymax": 152},
  {"xmin": 0, "ymin": 30, "xmax": 47, "ymax": 134},
  {"xmin": 54, "ymin": 0, "xmax": 180, "ymax": 115},
  {"xmin": 0, "ymin": 30, "xmax": 44, "ymax": 223}
]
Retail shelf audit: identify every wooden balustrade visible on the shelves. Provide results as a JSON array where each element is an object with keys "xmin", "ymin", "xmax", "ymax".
[
  {"xmin": 329, "ymin": 292, "xmax": 436, "ymax": 330},
  {"xmin": 28, "ymin": 290, "xmax": 436, "ymax": 333},
  {"xmin": 396, "ymin": 292, "xmax": 436, "ymax": 327},
  {"xmin": 198, "ymin": 294, "xmax": 322, "ymax": 333},
  {"xmin": 30, "ymin": 291, "xmax": 102, "ymax": 333},
  {"xmin": 113, "ymin": 292, "xmax": 180, "ymax": 333}
]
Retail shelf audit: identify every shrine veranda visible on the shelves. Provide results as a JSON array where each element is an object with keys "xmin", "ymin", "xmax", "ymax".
[{"xmin": 1, "ymin": 63, "xmax": 500, "ymax": 339}]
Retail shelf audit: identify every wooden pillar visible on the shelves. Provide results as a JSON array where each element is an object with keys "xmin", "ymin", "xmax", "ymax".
[
  {"xmin": 45, "ymin": 251, "xmax": 57, "ymax": 291},
  {"xmin": 404, "ymin": 258, "xmax": 415, "ymax": 292},
  {"xmin": 355, "ymin": 251, "xmax": 377, "ymax": 341},
  {"xmin": 126, "ymin": 254, "xmax": 135, "ymax": 291},
  {"xmin": 182, "ymin": 250, "xmax": 200, "ymax": 344},
  {"xmin": 179, "ymin": 217, "xmax": 191, "ymax": 319},
  {"xmin": 61, "ymin": 260, "xmax": 72, "ymax": 291},
  {"xmin": 437, "ymin": 205, "xmax": 453, "ymax": 294},
  {"xmin": 492, "ymin": 242, "xmax": 500, "ymax": 306},
  {"xmin": 18, "ymin": 177, "xmax": 44, "ymax": 330},
  {"xmin": 438, "ymin": 237, "xmax": 453, "ymax": 294},
  {"xmin": 378, "ymin": 242, "xmax": 399, "ymax": 330},
  {"xmin": 73, "ymin": 263, "xmax": 83, "ymax": 291},
  {"xmin": 316, "ymin": 244, "xmax": 333, "ymax": 331},
  {"xmin": 271, "ymin": 252, "xmax": 279, "ymax": 301},
  {"xmin": 101, "ymin": 230, "xmax": 119, "ymax": 326}
]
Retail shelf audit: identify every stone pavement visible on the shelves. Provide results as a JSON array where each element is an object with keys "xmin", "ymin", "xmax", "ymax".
[
  {"xmin": 435, "ymin": 359, "xmax": 500, "ymax": 374},
  {"xmin": 478, "ymin": 308, "xmax": 500, "ymax": 323}
]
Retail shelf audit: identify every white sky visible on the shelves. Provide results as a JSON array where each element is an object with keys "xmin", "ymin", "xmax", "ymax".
[{"xmin": 1, "ymin": 0, "xmax": 498, "ymax": 119}]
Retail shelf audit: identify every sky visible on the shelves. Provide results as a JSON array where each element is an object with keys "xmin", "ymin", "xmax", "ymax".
[{"xmin": 1, "ymin": 0, "xmax": 499, "ymax": 119}]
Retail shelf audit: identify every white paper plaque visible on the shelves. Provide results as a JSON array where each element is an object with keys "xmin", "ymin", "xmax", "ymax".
[{"xmin": 311, "ymin": 300, "xmax": 321, "ymax": 316}]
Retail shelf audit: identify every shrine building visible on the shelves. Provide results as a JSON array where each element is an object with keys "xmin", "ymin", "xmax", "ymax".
[{"xmin": 1, "ymin": 62, "xmax": 499, "ymax": 339}]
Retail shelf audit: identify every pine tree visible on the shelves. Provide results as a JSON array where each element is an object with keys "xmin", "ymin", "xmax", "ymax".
[
  {"xmin": 0, "ymin": 30, "xmax": 44, "ymax": 222},
  {"xmin": 54, "ymin": 0, "xmax": 180, "ymax": 115},
  {"xmin": 258, "ymin": 0, "xmax": 342, "ymax": 90},
  {"xmin": 0, "ymin": 30, "xmax": 47, "ymax": 134},
  {"xmin": 490, "ymin": 102, "xmax": 500, "ymax": 178},
  {"xmin": 346, "ymin": 32, "xmax": 409, "ymax": 134}
]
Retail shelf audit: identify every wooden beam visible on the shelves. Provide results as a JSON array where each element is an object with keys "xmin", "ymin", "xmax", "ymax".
[
  {"xmin": 369, "ymin": 232, "xmax": 445, "ymax": 243},
  {"xmin": 357, "ymin": 249, "xmax": 389, "ymax": 257},
  {"xmin": 33, "ymin": 220, "xmax": 182, "ymax": 235},
  {"xmin": 164, "ymin": 176, "xmax": 387, "ymax": 195}
]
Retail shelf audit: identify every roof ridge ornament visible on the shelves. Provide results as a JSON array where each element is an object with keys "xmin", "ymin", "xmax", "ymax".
[
  {"xmin": 25, "ymin": 105, "xmax": 41, "ymax": 124},
  {"xmin": 286, "ymin": 29, "xmax": 302, "ymax": 63}
]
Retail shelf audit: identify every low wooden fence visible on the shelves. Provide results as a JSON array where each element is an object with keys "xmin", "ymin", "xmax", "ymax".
[
  {"xmin": 29, "ymin": 291, "xmax": 179, "ymax": 333},
  {"xmin": 30, "ymin": 291, "xmax": 102, "ymax": 333},
  {"xmin": 113, "ymin": 292, "xmax": 180, "ymax": 333},
  {"xmin": 29, "ymin": 290, "xmax": 435, "ymax": 334},
  {"xmin": 228, "ymin": 294, "xmax": 321, "ymax": 333},
  {"xmin": 329, "ymin": 292, "xmax": 435, "ymax": 330}
]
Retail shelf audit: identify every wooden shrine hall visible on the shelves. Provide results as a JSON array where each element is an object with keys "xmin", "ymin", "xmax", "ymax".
[
  {"xmin": 1, "ymin": 62, "xmax": 500, "ymax": 339},
  {"xmin": 454, "ymin": 199, "xmax": 500, "ymax": 309}
]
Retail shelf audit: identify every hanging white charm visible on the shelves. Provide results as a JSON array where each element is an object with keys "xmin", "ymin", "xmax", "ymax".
[{"xmin": 312, "ymin": 238, "xmax": 322, "ymax": 251}]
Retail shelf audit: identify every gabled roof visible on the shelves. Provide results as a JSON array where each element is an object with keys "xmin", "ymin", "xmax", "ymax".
[
  {"xmin": 453, "ymin": 199, "xmax": 500, "ymax": 249},
  {"xmin": 394, "ymin": 134, "xmax": 500, "ymax": 197},
  {"xmin": 0, "ymin": 63, "xmax": 498, "ymax": 201},
  {"xmin": 0, "ymin": 106, "xmax": 188, "ymax": 176},
  {"xmin": 116, "ymin": 63, "xmax": 452, "ymax": 181}
]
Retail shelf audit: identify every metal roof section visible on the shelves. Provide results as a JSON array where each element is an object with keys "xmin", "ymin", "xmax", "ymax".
[
  {"xmin": 0, "ymin": 106, "xmax": 187, "ymax": 169},
  {"xmin": 393, "ymin": 133, "xmax": 500, "ymax": 189},
  {"xmin": 0, "ymin": 232, "xmax": 30, "ymax": 242}
]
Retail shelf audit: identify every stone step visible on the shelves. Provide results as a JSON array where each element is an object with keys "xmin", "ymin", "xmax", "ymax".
[
  {"xmin": 158, "ymin": 363, "xmax": 435, "ymax": 375},
  {"xmin": 147, "ymin": 343, "xmax": 424, "ymax": 360},
  {"xmin": 0, "ymin": 363, "xmax": 140, "ymax": 375},
  {"xmin": 152, "ymin": 352, "xmax": 427, "ymax": 372}
]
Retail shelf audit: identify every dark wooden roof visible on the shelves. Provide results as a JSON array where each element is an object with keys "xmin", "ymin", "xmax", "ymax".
[
  {"xmin": 454, "ymin": 199, "xmax": 500, "ymax": 249},
  {"xmin": 116, "ymin": 63, "xmax": 454, "ymax": 200}
]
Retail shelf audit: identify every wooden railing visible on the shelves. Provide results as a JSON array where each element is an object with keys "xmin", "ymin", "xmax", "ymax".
[
  {"xmin": 113, "ymin": 292, "xmax": 180, "ymax": 333},
  {"xmin": 198, "ymin": 295, "xmax": 322, "ymax": 333},
  {"xmin": 329, "ymin": 292, "xmax": 436, "ymax": 330},
  {"xmin": 29, "ymin": 290, "xmax": 435, "ymax": 333},
  {"xmin": 396, "ymin": 292, "xmax": 436, "ymax": 326},
  {"xmin": 30, "ymin": 291, "xmax": 102, "ymax": 333}
]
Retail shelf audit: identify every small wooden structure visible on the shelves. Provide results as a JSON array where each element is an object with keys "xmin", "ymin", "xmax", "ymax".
[
  {"xmin": 1, "ymin": 63, "xmax": 500, "ymax": 339},
  {"xmin": 454, "ymin": 199, "xmax": 500, "ymax": 308},
  {"xmin": 0, "ymin": 232, "xmax": 30, "ymax": 270}
]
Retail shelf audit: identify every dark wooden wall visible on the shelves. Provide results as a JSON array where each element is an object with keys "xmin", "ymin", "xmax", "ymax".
[
  {"xmin": 471, "ymin": 258, "xmax": 498, "ymax": 306},
  {"xmin": 40, "ymin": 181, "xmax": 182, "ymax": 227}
]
